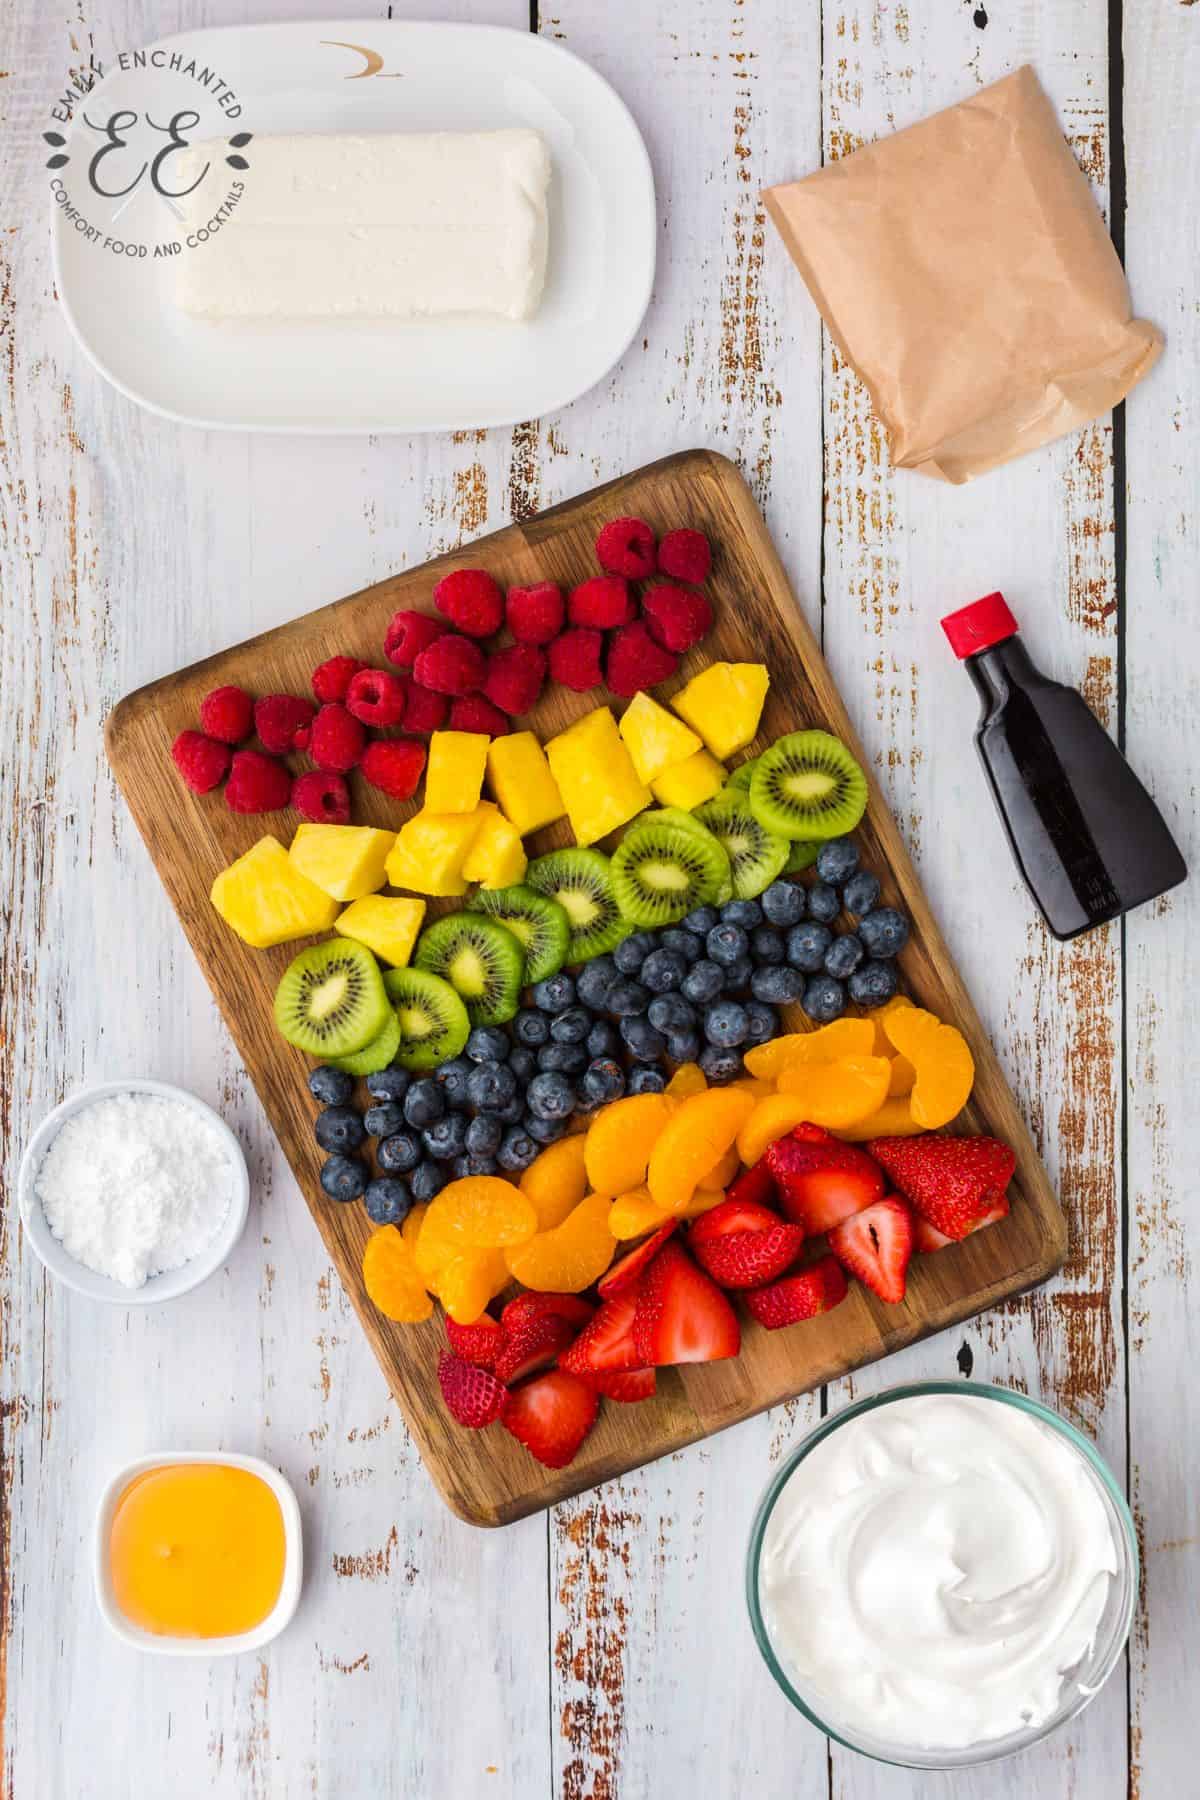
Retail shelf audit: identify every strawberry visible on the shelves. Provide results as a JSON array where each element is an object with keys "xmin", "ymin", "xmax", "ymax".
[
  {"xmin": 596, "ymin": 1222, "xmax": 677, "ymax": 1300},
  {"xmin": 688, "ymin": 1197, "xmax": 782, "ymax": 1245},
  {"xmin": 500, "ymin": 1291, "xmax": 595, "ymax": 1335},
  {"xmin": 577, "ymin": 1366, "xmax": 657, "ymax": 1403},
  {"xmin": 913, "ymin": 1194, "xmax": 1010, "ymax": 1254},
  {"xmin": 445, "ymin": 1314, "xmax": 503, "ymax": 1370},
  {"xmin": 827, "ymin": 1196, "xmax": 914, "ymax": 1304},
  {"xmin": 725, "ymin": 1159, "xmax": 777, "ymax": 1210},
  {"xmin": 500, "ymin": 1369, "xmax": 599, "ymax": 1469},
  {"xmin": 744, "ymin": 1255, "xmax": 849, "ymax": 1330},
  {"xmin": 494, "ymin": 1312, "xmax": 577, "ymax": 1385},
  {"xmin": 632, "ymin": 1240, "xmax": 740, "ymax": 1367},
  {"xmin": 436, "ymin": 1351, "xmax": 506, "ymax": 1428},
  {"xmin": 558, "ymin": 1288, "xmax": 642, "ymax": 1376},
  {"xmin": 690, "ymin": 1224, "xmax": 805, "ymax": 1290},
  {"xmin": 868, "ymin": 1134, "xmax": 1016, "ymax": 1241},
  {"xmin": 765, "ymin": 1125, "xmax": 884, "ymax": 1235}
]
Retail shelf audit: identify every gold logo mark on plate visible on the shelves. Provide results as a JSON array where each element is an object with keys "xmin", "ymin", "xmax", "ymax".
[{"xmin": 320, "ymin": 41, "xmax": 404, "ymax": 79}]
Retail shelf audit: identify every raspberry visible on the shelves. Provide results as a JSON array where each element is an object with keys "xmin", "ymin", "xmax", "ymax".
[
  {"xmin": 198, "ymin": 684, "xmax": 253, "ymax": 745},
  {"xmin": 361, "ymin": 737, "xmax": 426, "ymax": 800},
  {"xmin": 482, "ymin": 643, "xmax": 546, "ymax": 716},
  {"xmin": 402, "ymin": 679, "xmax": 449, "ymax": 733},
  {"xmin": 311, "ymin": 656, "xmax": 366, "ymax": 704},
  {"xmin": 605, "ymin": 618, "xmax": 680, "ymax": 697},
  {"xmin": 345, "ymin": 667, "xmax": 407, "ymax": 728},
  {"xmin": 432, "ymin": 568, "xmax": 504, "ymax": 638},
  {"xmin": 292, "ymin": 770, "xmax": 351, "ymax": 824},
  {"xmin": 171, "ymin": 730, "xmax": 229, "ymax": 794},
  {"xmin": 595, "ymin": 516, "xmax": 657, "ymax": 579},
  {"xmin": 506, "ymin": 581, "xmax": 564, "ymax": 645},
  {"xmin": 656, "ymin": 527, "xmax": 712, "ymax": 585},
  {"xmin": 383, "ymin": 609, "xmax": 447, "ymax": 668},
  {"xmin": 449, "ymin": 694, "xmax": 510, "ymax": 736},
  {"xmin": 548, "ymin": 628, "xmax": 604, "ymax": 692},
  {"xmin": 254, "ymin": 692, "xmax": 316, "ymax": 754},
  {"xmin": 310, "ymin": 702, "xmax": 366, "ymax": 772},
  {"xmin": 225, "ymin": 749, "xmax": 291, "ymax": 814},
  {"xmin": 568, "ymin": 574, "xmax": 635, "ymax": 630},
  {"xmin": 413, "ymin": 633, "xmax": 485, "ymax": 696},
  {"xmin": 641, "ymin": 583, "xmax": 714, "ymax": 654}
]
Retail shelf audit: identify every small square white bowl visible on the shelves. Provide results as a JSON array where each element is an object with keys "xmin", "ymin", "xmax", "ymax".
[{"xmin": 94, "ymin": 1451, "xmax": 303, "ymax": 1656}]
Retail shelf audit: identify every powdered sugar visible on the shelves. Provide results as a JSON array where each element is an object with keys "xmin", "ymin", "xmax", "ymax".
[{"xmin": 34, "ymin": 1092, "xmax": 235, "ymax": 1289}]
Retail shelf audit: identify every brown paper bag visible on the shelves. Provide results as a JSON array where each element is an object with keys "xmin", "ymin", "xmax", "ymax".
[{"xmin": 763, "ymin": 65, "xmax": 1162, "ymax": 483}]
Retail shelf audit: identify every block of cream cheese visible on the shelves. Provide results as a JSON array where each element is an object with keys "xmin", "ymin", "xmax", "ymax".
[{"xmin": 174, "ymin": 130, "xmax": 550, "ymax": 322}]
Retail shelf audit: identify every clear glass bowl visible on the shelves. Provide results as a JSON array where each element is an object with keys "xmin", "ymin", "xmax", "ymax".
[{"xmin": 745, "ymin": 1380, "xmax": 1138, "ymax": 1770}]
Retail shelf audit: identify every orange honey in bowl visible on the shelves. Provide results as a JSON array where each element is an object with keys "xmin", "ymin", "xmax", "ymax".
[{"xmin": 109, "ymin": 1463, "xmax": 286, "ymax": 1639}]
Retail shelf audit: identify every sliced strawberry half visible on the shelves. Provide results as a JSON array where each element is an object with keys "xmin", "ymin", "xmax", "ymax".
[
  {"xmin": 437, "ymin": 1351, "xmax": 507, "ymax": 1428},
  {"xmin": 500, "ymin": 1291, "xmax": 595, "ymax": 1335},
  {"xmin": 576, "ymin": 1366, "xmax": 657, "ymax": 1403},
  {"xmin": 597, "ymin": 1222, "xmax": 677, "ymax": 1300},
  {"xmin": 500, "ymin": 1369, "xmax": 599, "ymax": 1469},
  {"xmin": 494, "ymin": 1312, "xmax": 577, "ymax": 1385},
  {"xmin": 765, "ymin": 1125, "xmax": 884, "ymax": 1235},
  {"xmin": 558, "ymin": 1288, "xmax": 642, "ymax": 1376},
  {"xmin": 688, "ymin": 1196, "xmax": 785, "ymax": 1247},
  {"xmin": 725, "ymin": 1159, "xmax": 777, "ymax": 1210},
  {"xmin": 445, "ymin": 1314, "xmax": 503, "ymax": 1370},
  {"xmin": 632, "ymin": 1240, "xmax": 740, "ymax": 1367},
  {"xmin": 913, "ymin": 1194, "xmax": 1010, "ymax": 1254},
  {"xmin": 744, "ymin": 1255, "xmax": 849, "ymax": 1330},
  {"xmin": 869, "ymin": 1134, "xmax": 1016, "ymax": 1241},
  {"xmin": 827, "ymin": 1195, "xmax": 914, "ymax": 1304},
  {"xmin": 691, "ymin": 1223, "xmax": 805, "ymax": 1290}
]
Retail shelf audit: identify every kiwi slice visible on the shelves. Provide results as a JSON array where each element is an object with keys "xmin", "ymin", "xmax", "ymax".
[
  {"xmin": 383, "ymin": 967, "xmax": 470, "ymax": 1071},
  {"xmin": 647, "ymin": 809, "xmax": 734, "ymax": 898},
  {"xmin": 694, "ymin": 791, "xmax": 790, "ymax": 899},
  {"xmin": 414, "ymin": 914, "xmax": 524, "ymax": 1026},
  {"xmin": 750, "ymin": 730, "xmax": 869, "ymax": 841},
  {"xmin": 527, "ymin": 848, "xmax": 629, "ymax": 964},
  {"xmin": 785, "ymin": 840, "xmax": 821, "ymax": 873},
  {"xmin": 726, "ymin": 757, "xmax": 759, "ymax": 792},
  {"xmin": 467, "ymin": 884, "xmax": 570, "ymax": 984},
  {"xmin": 274, "ymin": 939, "xmax": 390, "ymax": 1059},
  {"xmin": 611, "ymin": 820, "xmax": 728, "ymax": 928},
  {"xmin": 328, "ymin": 1009, "xmax": 402, "ymax": 1077}
]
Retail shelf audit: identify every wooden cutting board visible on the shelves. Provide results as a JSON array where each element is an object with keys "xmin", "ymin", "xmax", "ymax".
[{"xmin": 106, "ymin": 449, "xmax": 1065, "ymax": 1526}]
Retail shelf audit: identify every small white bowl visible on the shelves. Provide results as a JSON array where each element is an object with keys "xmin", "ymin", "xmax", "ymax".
[
  {"xmin": 17, "ymin": 1079, "xmax": 250, "ymax": 1304},
  {"xmin": 94, "ymin": 1450, "xmax": 303, "ymax": 1655}
]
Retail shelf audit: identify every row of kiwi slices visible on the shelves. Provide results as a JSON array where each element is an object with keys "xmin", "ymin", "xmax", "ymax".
[{"xmin": 274, "ymin": 939, "xmax": 472, "ymax": 1075}]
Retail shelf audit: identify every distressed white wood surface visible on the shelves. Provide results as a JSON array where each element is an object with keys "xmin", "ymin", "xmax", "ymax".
[{"xmin": 0, "ymin": 0, "xmax": 1193, "ymax": 1795}]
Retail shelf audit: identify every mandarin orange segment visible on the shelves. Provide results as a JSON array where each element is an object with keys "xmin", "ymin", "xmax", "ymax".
[
  {"xmin": 700, "ymin": 1141, "xmax": 741, "ymax": 1190},
  {"xmin": 584, "ymin": 1093, "xmax": 676, "ymax": 1195},
  {"xmin": 504, "ymin": 1191, "xmax": 616, "ymax": 1292},
  {"xmin": 835, "ymin": 1095, "xmax": 924, "ymax": 1141},
  {"xmin": 736, "ymin": 1093, "xmax": 822, "ymax": 1166},
  {"xmin": 880, "ymin": 1004, "xmax": 942, "ymax": 1060},
  {"xmin": 414, "ymin": 1205, "xmax": 460, "ymax": 1288},
  {"xmin": 887, "ymin": 1054, "xmax": 917, "ymax": 1097},
  {"xmin": 908, "ymin": 1024, "xmax": 975, "ymax": 1129},
  {"xmin": 870, "ymin": 994, "xmax": 913, "ymax": 1056},
  {"xmin": 519, "ymin": 1134, "xmax": 589, "ymax": 1230},
  {"xmin": 438, "ymin": 1248, "xmax": 510, "ymax": 1324},
  {"xmin": 744, "ymin": 1018, "xmax": 876, "ymax": 1080},
  {"xmin": 427, "ymin": 1175, "xmax": 538, "ymax": 1249},
  {"xmin": 362, "ymin": 1227, "xmax": 434, "ymax": 1323},
  {"xmin": 774, "ymin": 1054, "xmax": 892, "ymax": 1129},
  {"xmin": 732, "ymin": 1076, "xmax": 776, "ymax": 1102},
  {"xmin": 666, "ymin": 1062, "xmax": 708, "ymax": 1098},
  {"xmin": 607, "ymin": 1187, "xmax": 672, "ymax": 1240},
  {"xmin": 675, "ymin": 1185, "xmax": 727, "ymax": 1220},
  {"xmin": 647, "ymin": 1088, "xmax": 755, "ymax": 1214},
  {"xmin": 401, "ymin": 1202, "xmax": 428, "ymax": 1253}
]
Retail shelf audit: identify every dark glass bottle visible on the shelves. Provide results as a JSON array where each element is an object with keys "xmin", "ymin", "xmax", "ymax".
[{"xmin": 941, "ymin": 592, "xmax": 1186, "ymax": 941}]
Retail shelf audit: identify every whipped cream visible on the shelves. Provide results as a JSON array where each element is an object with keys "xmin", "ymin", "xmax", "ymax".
[{"xmin": 758, "ymin": 1393, "xmax": 1120, "ymax": 1751}]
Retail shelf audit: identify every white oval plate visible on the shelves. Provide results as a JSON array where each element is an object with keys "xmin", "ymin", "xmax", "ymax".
[{"xmin": 51, "ymin": 20, "xmax": 655, "ymax": 434}]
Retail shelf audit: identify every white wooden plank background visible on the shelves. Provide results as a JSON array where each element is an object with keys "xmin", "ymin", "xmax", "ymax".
[{"xmin": 0, "ymin": 1, "xmax": 1194, "ymax": 1795}]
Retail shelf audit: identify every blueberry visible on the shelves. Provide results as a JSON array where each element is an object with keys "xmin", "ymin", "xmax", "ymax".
[
  {"xmin": 698, "ymin": 1046, "xmax": 742, "ymax": 1084},
  {"xmin": 761, "ymin": 881, "xmax": 806, "ymax": 928},
  {"xmin": 532, "ymin": 972, "xmax": 576, "ymax": 1013},
  {"xmin": 576, "ymin": 956, "xmax": 620, "ymax": 1011},
  {"xmin": 309, "ymin": 1066, "xmax": 353, "ymax": 1106},
  {"xmin": 465, "ymin": 1112, "xmax": 503, "ymax": 1158},
  {"xmin": 320, "ymin": 1154, "xmax": 367, "ymax": 1202},
  {"xmin": 721, "ymin": 898, "xmax": 763, "ymax": 930},
  {"xmin": 704, "ymin": 1000, "xmax": 749, "ymax": 1048},
  {"xmin": 666, "ymin": 1029, "xmax": 703, "ymax": 1065},
  {"xmin": 648, "ymin": 994, "xmax": 697, "ymax": 1034},
  {"xmin": 815, "ymin": 838, "xmax": 859, "ymax": 887},
  {"xmin": 750, "ymin": 965, "xmax": 804, "ymax": 1006},
  {"xmin": 842, "ymin": 870, "xmax": 881, "ymax": 917},
  {"xmin": 514, "ymin": 1007, "xmax": 550, "ymax": 1048},
  {"xmin": 722, "ymin": 955, "xmax": 754, "ymax": 992},
  {"xmin": 608, "ymin": 978, "xmax": 650, "ymax": 1018},
  {"xmin": 683, "ymin": 905, "xmax": 720, "ymax": 936},
  {"xmin": 824, "ymin": 933, "xmax": 865, "ymax": 980},
  {"xmin": 743, "ymin": 1000, "xmax": 777, "ymax": 1047},
  {"xmin": 786, "ymin": 922, "xmax": 834, "ymax": 973},
  {"xmin": 550, "ymin": 1005, "xmax": 592, "ymax": 1045},
  {"xmin": 496, "ymin": 1090, "xmax": 527, "ymax": 1124},
  {"xmin": 453, "ymin": 1153, "xmax": 499, "ymax": 1177},
  {"xmin": 808, "ymin": 883, "xmax": 841, "ymax": 925},
  {"xmin": 538, "ymin": 1041, "xmax": 589, "ymax": 1075},
  {"xmin": 615, "ymin": 931, "xmax": 658, "ymax": 974},
  {"xmin": 627, "ymin": 1067, "xmax": 667, "ymax": 1095},
  {"xmin": 527, "ymin": 1071, "xmax": 576, "ymax": 1121},
  {"xmin": 498, "ymin": 1126, "xmax": 540, "ymax": 1171},
  {"xmin": 464, "ymin": 1061, "xmax": 514, "ymax": 1113},
  {"xmin": 314, "ymin": 1106, "xmax": 365, "ymax": 1154},
  {"xmin": 377, "ymin": 1130, "xmax": 421, "ymax": 1174},
  {"xmin": 682, "ymin": 960, "xmax": 725, "ymax": 1004},
  {"xmin": 363, "ymin": 1101, "xmax": 405, "ymax": 1142},
  {"xmin": 404, "ymin": 1078, "xmax": 445, "ymax": 1129},
  {"xmin": 661, "ymin": 927, "xmax": 702, "ymax": 965},
  {"xmin": 750, "ymin": 925, "xmax": 785, "ymax": 965},
  {"xmin": 435, "ymin": 1057, "xmax": 473, "ymax": 1108},
  {"xmin": 621, "ymin": 1015, "xmax": 667, "ymax": 1063},
  {"xmin": 858, "ymin": 907, "xmax": 910, "ymax": 959},
  {"xmin": 423, "ymin": 1112, "xmax": 468, "ymax": 1161},
  {"xmin": 640, "ymin": 949, "xmax": 686, "ymax": 994},
  {"xmin": 466, "ymin": 1025, "xmax": 510, "ymax": 1064},
  {"xmin": 586, "ymin": 1020, "xmax": 620, "ymax": 1060},
  {"xmin": 848, "ymin": 959, "xmax": 900, "ymax": 1005},
  {"xmin": 364, "ymin": 1177, "xmax": 410, "ymax": 1225},
  {"xmin": 801, "ymin": 975, "xmax": 847, "ymax": 1024},
  {"xmin": 525, "ymin": 1114, "xmax": 568, "ymax": 1145},
  {"xmin": 707, "ymin": 922, "xmax": 748, "ymax": 966},
  {"xmin": 582, "ymin": 1058, "xmax": 626, "ymax": 1105},
  {"xmin": 410, "ymin": 1159, "xmax": 447, "ymax": 1202},
  {"xmin": 508, "ymin": 1046, "xmax": 537, "ymax": 1087},
  {"xmin": 365, "ymin": 1065, "xmax": 410, "ymax": 1103}
]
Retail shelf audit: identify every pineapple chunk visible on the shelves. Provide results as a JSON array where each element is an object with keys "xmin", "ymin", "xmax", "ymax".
[
  {"xmin": 384, "ymin": 806, "xmax": 490, "ymax": 897},
  {"xmin": 211, "ymin": 836, "xmax": 339, "ymax": 948},
  {"xmin": 335, "ymin": 895, "xmax": 426, "ymax": 966},
  {"xmin": 618, "ymin": 692, "xmax": 702, "ymax": 784},
  {"xmin": 424, "ymin": 731, "xmax": 489, "ymax": 813},
  {"xmin": 289, "ymin": 824, "xmax": 395, "ymax": 901},
  {"xmin": 546, "ymin": 707, "xmax": 652, "ymax": 847},
  {"xmin": 486, "ymin": 731, "xmax": 565, "ymax": 835},
  {"xmin": 461, "ymin": 802, "xmax": 528, "ymax": 887},
  {"xmin": 651, "ymin": 749, "xmax": 727, "ymax": 810},
  {"xmin": 671, "ymin": 662, "xmax": 770, "ymax": 760}
]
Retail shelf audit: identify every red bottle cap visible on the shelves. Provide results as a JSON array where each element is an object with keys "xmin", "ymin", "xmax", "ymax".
[{"xmin": 940, "ymin": 592, "xmax": 1020, "ymax": 659}]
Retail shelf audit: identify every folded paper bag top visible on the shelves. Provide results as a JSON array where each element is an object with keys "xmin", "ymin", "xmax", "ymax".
[{"xmin": 763, "ymin": 65, "xmax": 1162, "ymax": 484}]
